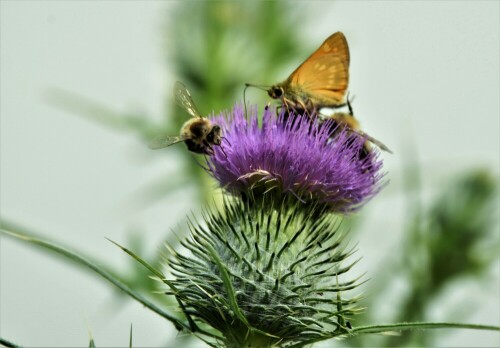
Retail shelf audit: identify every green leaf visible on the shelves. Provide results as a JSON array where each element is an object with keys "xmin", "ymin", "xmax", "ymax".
[
  {"xmin": 46, "ymin": 88, "xmax": 160, "ymax": 141},
  {"xmin": 204, "ymin": 242, "xmax": 249, "ymax": 328},
  {"xmin": 129, "ymin": 324, "xmax": 133, "ymax": 348},
  {"xmin": 288, "ymin": 322, "xmax": 500, "ymax": 348},
  {"xmin": 350, "ymin": 322, "xmax": 500, "ymax": 336},
  {"xmin": 0, "ymin": 337, "xmax": 22, "ymax": 348},
  {"xmin": 0, "ymin": 226, "xmax": 189, "ymax": 332},
  {"xmin": 105, "ymin": 238, "xmax": 191, "ymax": 326}
]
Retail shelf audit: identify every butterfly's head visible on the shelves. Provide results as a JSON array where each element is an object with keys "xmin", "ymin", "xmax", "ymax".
[{"xmin": 267, "ymin": 85, "xmax": 284, "ymax": 100}]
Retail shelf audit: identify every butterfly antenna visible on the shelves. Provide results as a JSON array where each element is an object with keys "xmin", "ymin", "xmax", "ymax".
[
  {"xmin": 244, "ymin": 83, "xmax": 269, "ymax": 91},
  {"xmin": 244, "ymin": 83, "xmax": 268, "ymax": 117},
  {"xmin": 243, "ymin": 84, "xmax": 249, "ymax": 118},
  {"xmin": 244, "ymin": 83, "xmax": 273, "ymax": 117}
]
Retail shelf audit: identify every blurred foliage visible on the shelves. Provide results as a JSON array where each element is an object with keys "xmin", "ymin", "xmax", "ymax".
[
  {"xmin": 346, "ymin": 169, "xmax": 499, "ymax": 347},
  {"xmin": 162, "ymin": 1, "xmax": 304, "ymax": 201},
  {"xmin": 45, "ymin": 0, "xmax": 309, "ymax": 339},
  {"xmin": 389, "ymin": 169, "xmax": 499, "ymax": 347},
  {"xmin": 0, "ymin": 337, "xmax": 20, "ymax": 348},
  {"xmin": 13, "ymin": 1, "xmax": 498, "ymax": 346},
  {"xmin": 49, "ymin": 1, "xmax": 304, "ymax": 204},
  {"xmin": 166, "ymin": 2, "xmax": 303, "ymax": 113}
]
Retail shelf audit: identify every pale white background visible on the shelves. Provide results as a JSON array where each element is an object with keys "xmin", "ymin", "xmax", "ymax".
[{"xmin": 1, "ymin": 1, "xmax": 499, "ymax": 347}]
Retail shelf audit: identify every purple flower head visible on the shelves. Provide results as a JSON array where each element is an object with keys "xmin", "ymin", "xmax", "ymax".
[{"xmin": 208, "ymin": 104, "xmax": 385, "ymax": 213}]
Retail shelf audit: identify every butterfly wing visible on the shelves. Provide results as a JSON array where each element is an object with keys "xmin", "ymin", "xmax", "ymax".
[
  {"xmin": 305, "ymin": 31, "xmax": 349, "ymax": 67},
  {"xmin": 288, "ymin": 32, "xmax": 350, "ymax": 79},
  {"xmin": 148, "ymin": 134, "xmax": 187, "ymax": 150},
  {"xmin": 174, "ymin": 81, "xmax": 203, "ymax": 118},
  {"xmin": 281, "ymin": 32, "xmax": 350, "ymax": 107},
  {"xmin": 289, "ymin": 54, "xmax": 349, "ymax": 105}
]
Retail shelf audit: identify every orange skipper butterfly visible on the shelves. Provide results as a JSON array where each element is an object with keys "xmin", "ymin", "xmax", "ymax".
[
  {"xmin": 246, "ymin": 31, "xmax": 350, "ymax": 114},
  {"xmin": 246, "ymin": 32, "xmax": 391, "ymax": 153}
]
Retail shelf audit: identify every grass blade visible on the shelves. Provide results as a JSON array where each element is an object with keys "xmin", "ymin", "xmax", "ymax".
[{"xmin": 0, "ymin": 226, "xmax": 189, "ymax": 332}]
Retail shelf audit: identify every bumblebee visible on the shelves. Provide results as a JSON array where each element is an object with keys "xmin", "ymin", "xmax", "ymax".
[{"xmin": 149, "ymin": 81, "xmax": 222, "ymax": 155}]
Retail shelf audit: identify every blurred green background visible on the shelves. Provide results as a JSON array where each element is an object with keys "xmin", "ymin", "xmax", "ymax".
[{"xmin": 1, "ymin": 1, "xmax": 498, "ymax": 347}]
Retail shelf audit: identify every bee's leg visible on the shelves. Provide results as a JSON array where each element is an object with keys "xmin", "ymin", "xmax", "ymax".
[
  {"xmin": 218, "ymin": 145, "xmax": 228, "ymax": 159},
  {"xmin": 202, "ymin": 140, "xmax": 213, "ymax": 156},
  {"xmin": 185, "ymin": 139, "xmax": 203, "ymax": 154},
  {"xmin": 205, "ymin": 145, "xmax": 215, "ymax": 156}
]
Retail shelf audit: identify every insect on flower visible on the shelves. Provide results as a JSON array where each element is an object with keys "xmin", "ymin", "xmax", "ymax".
[
  {"xmin": 149, "ymin": 81, "xmax": 224, "ymax": 155},
  {"xmin": 246, "ymin": 32, "xmax": 391, "ymax": 154},
  {"xmin": 320, "ymin": 98, "xmax": 393, "ymax": 157},
  {"xmin": 208, "ymin": 104, "xmax": 385, "ymax": 213},
  {"xmin": 246, "ymin": 32, "xmax": 350, "ymax": 115}
]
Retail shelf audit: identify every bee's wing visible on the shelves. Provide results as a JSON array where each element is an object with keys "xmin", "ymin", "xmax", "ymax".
[
  {"xmin": 174, "ymin": 81, "xmax": 203, "ymax": 118},
  {"xmin": 148, "ymin": 134, "xmax": 187, "ymax": 150},
  {"xmin": 352, "ymin": 129, "xmax": 393, "ymax": 154}
]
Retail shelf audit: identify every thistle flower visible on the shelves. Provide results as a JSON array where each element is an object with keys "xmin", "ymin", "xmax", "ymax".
[
  {"xmin": 165, "ymin": 199, "xmax": 362, "ymax": 347},
  {"xmin": 161, "ymin": 103, "xmax": 382, "ymax": 346},
  {"xmin": 207, "ymin": 104, "xmax": 384, "ymax": 213}
]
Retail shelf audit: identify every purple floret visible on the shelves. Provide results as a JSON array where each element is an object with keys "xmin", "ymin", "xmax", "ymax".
[{"xmin": 207, "ymin": 104, "xmax": 385, "ymax": 213}]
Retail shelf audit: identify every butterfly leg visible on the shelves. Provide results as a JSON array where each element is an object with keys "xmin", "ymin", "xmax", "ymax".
[
  {"xmin": 282, "ymin": 98, "xmax": 292, "ymax": 115},
  {"xmin": 346, "ymin": 92, "xmax": 355, "ymax": 116},
  {"xmin": 277, "ymin": 98, "xmax": 295, "ymax": 122},
  {"xmin": 304, "ymin": 99, "xmax": 321, "ymax": 121},
  {"xmin": 289, "ymin": 99, "xmax": 319, "ymax": 122}
]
